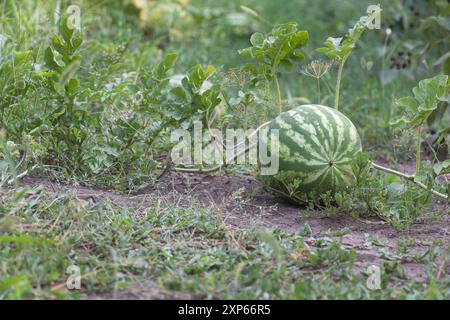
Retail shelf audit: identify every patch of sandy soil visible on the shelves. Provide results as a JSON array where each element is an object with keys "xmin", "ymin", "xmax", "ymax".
[
  {"xmin": 20, "ymin": 161, "xmax": 449, "ymax": 299},
  {"xmin": 144, "ymin": 169, "xmax": 449, "ymax": 284}
]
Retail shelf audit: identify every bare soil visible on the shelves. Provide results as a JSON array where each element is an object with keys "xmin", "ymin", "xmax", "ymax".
[{"xmin": 21, "ymin": 162, "xmax": 449, "ymax": 289}]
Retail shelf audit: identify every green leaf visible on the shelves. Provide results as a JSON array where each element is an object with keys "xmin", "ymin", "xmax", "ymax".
[
  {"xmin": 59, "ymin": 17, "xmax": 74, "ymax": 44},
  {"xmin": 170, "ymin": 86, "xmax": 188, "ymax": 101},
  {"xmin": 66, "ymin": 78, "xmax": 79, "ymax": 93},
  {"xmin": 413, "ymin": 75, "xmax": 449, "ymax": 107},
  {"xmin": 44, "ymin": 14, "xmax": 83, "ymax": 95},
  {"xmin": 316, "ymin": 37, "xmax": 344, "ymax": 62},
  {"xmin": 166, "ymin": 64, "xmax": 221, "ymax": 129},
  {"xmin": 316, "ymin": 6, "xmax": 380, "ymax": 63},
  {"xmin": 189, "ymin": 64, "xmax": 206, "ymax": 90},
  {"xmin": 0, "ymin": 236, "xmax": 34, "ymax": 243},
  {"xmin": 0, "ymin": 275, "xmax": 32, "ymax": 299},
  {"xmin": 162, "ymin": 52, "xmax": 178, "ymax": 69},
  {"xmin": 205, "ymin": 65, "xmax": 216, "ymax": 78},
  {"xmin": 51, "ymin": 35, "xmax": 66, "ymax": 55},
  {"xmin": 427, "ymin": 101, "xmax": 449, "ymax": 126},
  {"xmin": 58, "ymin": 59, "xmax": 81, "ymax": 89},
  {"xmin": 390, "ymin": 97, "xmax": 418, "ymax": 127},
  {"xmin": 13, "ymin": 51, "xmax": 32, "ymax": 64},
  {"xmin": 391, "ymin": 75, "xmax": 450, "ymax": 128},
  {"xmin": 71, "ymin": 36, "xmax": 83, "ymax": 51},
  {"xmin": 250, "ymin": 32, "xmax": 264, "ymax": 46},
  {"xmin": 44, "ymin": 47, "xmax": 62, "ymax": 72},
  {"xmin": 239, "ymin": 23, "xmax": 309, "ymax": 77},
  {"xmin": 256, "ymin": 230, "xmax": 283, "ymax": 259},
  {"xmin": 433, "ymin": 159, "xmax": 450, "ymax": 175},
  {"xmin": 155, "ymin": 52, "xmax": 178, "ymax": 79},
  {"xmin": 184, "ymin": 64, "xmax": 216, "ymax": 92},
  {"xmin": 237, "ymin": 47, "xmax": 254, "ymax": 59}
]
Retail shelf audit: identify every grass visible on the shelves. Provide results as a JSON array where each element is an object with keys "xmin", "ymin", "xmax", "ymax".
[{"xmin": 0, "ymin": 185, "xmax": 448, "ymax": 299}]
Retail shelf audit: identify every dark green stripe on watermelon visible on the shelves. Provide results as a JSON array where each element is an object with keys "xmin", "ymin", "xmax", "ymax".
[{"xmin": 257, "ymin": 104, "xmax": 362, "ymax": 204}]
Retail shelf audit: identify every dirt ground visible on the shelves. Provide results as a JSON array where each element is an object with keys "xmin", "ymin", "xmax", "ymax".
[{"xmin": 21, "ymin": 160, "xmax": 449, "ymax": 292}]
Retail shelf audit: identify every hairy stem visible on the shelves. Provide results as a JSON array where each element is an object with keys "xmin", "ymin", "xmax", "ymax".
[
  {"xmin": 334, "ymin": 60, "xmax": 346, "ymax": 110},
  {"xmin": 371, "ymin": 162, "xmax": 448, "ymax": 200},
  {"xmin": 264, "ymin": 74, "xmax": 271, "ymax": 119},
  {"xmin": 317, "ymin": 79, "xmax": 321, "ymax": 104},
  {"xmin": 173, "ymin": 121, "xmax": 271, "ymax": 173},
  {"xmin": 371, "ymin": 162, "xmax": 415, "ymax": 180},
  {"xmin": 176, "ymin": 160, "xmax": 449, "ymax": 201},
  {"xmin": 243, "ymin": 104, "xmax": 248, "ymax": 131},
  {"xmin": 380, "ymin": 32, "xmax": 390, "ymax": 101},
  {"xmin": 273, "ymin": 71, "xmax": 282, "ymax": 114},
  {"xmin": 416, "ymin": 125, "xmax": 422, "ymax": 173}
]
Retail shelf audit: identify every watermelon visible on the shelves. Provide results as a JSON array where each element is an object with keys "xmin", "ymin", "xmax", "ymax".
[{"xmin": 258, "ymin": 104, "xmax": 362, "ymax": 204}]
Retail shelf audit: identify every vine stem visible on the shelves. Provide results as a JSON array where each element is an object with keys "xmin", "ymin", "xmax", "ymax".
[
  {"xmin": 264, "ymin": 74, "xmax": 271, "ymax": 119},
  {"xmin": 371, "ymin": 162, "xmax": 448, "ymax": 200},
  {"xmin": 371, "ymin": 162, "xmax": 415, "ymax": 180},
  {"xmin": 173, "ymin": 121, "xmax": 271, "ymax": 173},
  {"xmin": 172, "ymin": 115, "xmax": 447, "ymax": 201},
  {"xmin": 317, "ymin": 79, "xmax": 321, "ymax": 104},
  {"xmin": 176, "ymin": 160, "xmax": 449, "ymax": 201},
  {"xmin": 273, "ymin": 72, "xmax": 282, "ymax": 115},
  {"xmin": 416, "ymin": 125, "xmax": 422, "ymax": 173},
  {"xmin": 380, "ymin": 30, "xmax": 391, "ymax": 101},
  {"xmin": 334, "ymin": 59, "xmax": 346, "ymax": 110}
]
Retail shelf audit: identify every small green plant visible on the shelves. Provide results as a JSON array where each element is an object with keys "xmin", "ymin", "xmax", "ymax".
[
  {"xmin": 228, "ymin": 90, "xmax": 256, "ymax": 131},
  {"xmin": 0, "ymin": 130, "xmax": 19, "ymax": 187},
  {"xmin": 239, "ymin": 23, "xmax": 308, "ymax": 114},
  {"xmin": 390, "ymin": 75, "xmax": 450, "ymax": 172},
  {"xmin": 0, "ymin": 45, "xmax": 34, "ymax": 138},
  {"xmin": 168, "ymin": 64, "xmax": 222, "ymax": 129},
  {"xmin": 44, "ymin": 16, "xmax": 82, "ymax": 94},
  {"xmin": 364, "ymin": 74, "xmax": 450, "ymax": 202},
  {"xmin": 39, "ymin": 16, "xmax": 85, "ymax": 169},
  {"xmin": 317, "ymin": 5, "xmax": 381, "ymax": 110},
  {"xmin": 332, "ymin": 152, "xmax": 438, "ymax": 228},
  {"xmin": 139, "ymin": 52, "xmax": 180, "ymax": 144},
  {"xmin": 314, "ymin": 6, "xmax": 449, "ymax": 205}
]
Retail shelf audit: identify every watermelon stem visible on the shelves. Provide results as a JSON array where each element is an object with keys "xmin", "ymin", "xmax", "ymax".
[
  {"xmin": 173, "ymin": 121, "xmax": 271, "ymax": 173},
  {"xmin": 264, "ymin": 74, "xmax": 271, "ymax": 119},
  {"xmin": 416, "ymin": 125, "xmax": 422, "ymax": 173},
  {"xmin": 317, "ymin": 79, "xmax": 321, "ymax": 104},
  {"xmin": 274, "ymin": 72, "xmax": 282, "ymax": 114},
  {"xmin": 371, "ymin": 162, "xmax": 448, "ymax": 200},
  {"xmin": 334, "ymin": 58, "xmax": 347, "ymax": 110}
]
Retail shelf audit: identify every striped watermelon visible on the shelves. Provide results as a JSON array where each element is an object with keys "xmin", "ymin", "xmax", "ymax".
[{"xmin": 258, "ymin": 104, "xmax": 362, "ymax": 204}]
